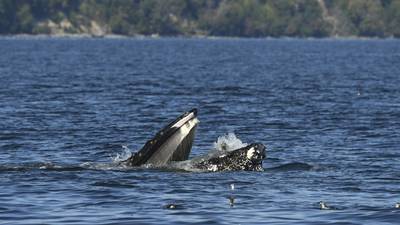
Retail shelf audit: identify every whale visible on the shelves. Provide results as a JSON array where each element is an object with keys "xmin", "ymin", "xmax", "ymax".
[
  {"xmin": 122, "ymin": 109, "xmax": 266, "ymax": 171},
  {"xmin": 170, "ymin": 143, "xmax": 266, "ymax": 172},
  {"xmin": 192, "ymin": 143, "xmax": 265, "ymax": 172}
]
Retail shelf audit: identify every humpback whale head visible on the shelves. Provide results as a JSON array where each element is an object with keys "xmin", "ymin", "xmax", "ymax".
[
  {"xmin": 193, "ymin": 143, "xmax": 266, "ymax": 172},
  {"xmin": 123, "ymin": 109, "xmax": 199, "ymax": 166}
]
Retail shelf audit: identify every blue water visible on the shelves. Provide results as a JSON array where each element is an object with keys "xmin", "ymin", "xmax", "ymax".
[{"xmin": 1, "ymin": 37, "xmax": 400, "ymax": 224}]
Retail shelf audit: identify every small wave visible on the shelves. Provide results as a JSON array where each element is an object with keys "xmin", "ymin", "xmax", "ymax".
[
  {"xmin": 0, "ymin": 162, "xmax": 84, "ymax": 172},
  {"xmin": 268, "ymin": 162, "xmax": 313, "ymax": 171},
  {"xmin": 213, "ymin": 133, "xmax": 247, "ymax": 152},
  {"xmin": 0, "ymin": 161, "xmax": 130, "ymax": 173},
  {"xmin": 91, "ymin": 180, "xmax": 136, "ymax": 188},
  {"xmin": 340, "ymin": 187, "xmax": 362, "ymax": 192}
]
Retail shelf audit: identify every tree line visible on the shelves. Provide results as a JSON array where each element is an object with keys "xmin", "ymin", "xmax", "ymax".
[{"xmin": 0, "ymin": 0, "xmax": 399, "ymax": 37}]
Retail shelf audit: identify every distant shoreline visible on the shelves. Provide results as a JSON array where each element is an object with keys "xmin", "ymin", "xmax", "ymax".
[
  {"xmin": 2, "ymin": 1, "xmax": 399, "ymax": 41},
  {"xmin": 0, "ymin": 34, "xmax": 398, "ymax": 41}
]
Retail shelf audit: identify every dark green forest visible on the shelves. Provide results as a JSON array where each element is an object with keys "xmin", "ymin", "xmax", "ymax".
[{"xmin": 1, "ymin": 0, "xmax": 400, "ymax": 37}]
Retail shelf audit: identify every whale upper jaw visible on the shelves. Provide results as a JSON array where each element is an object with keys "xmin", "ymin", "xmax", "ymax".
[
  {"xmin": 123, "ymin": 109, "xmax": 199, "ymax": 167},
  {"xmin": 192, "ymin": 143, "xmax": 266, "ymax": 172}
]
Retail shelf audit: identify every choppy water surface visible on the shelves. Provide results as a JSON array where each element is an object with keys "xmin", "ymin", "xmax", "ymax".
[{"xmin": 1, "ymin": 37, "xmax": 400, "ymax": 224}]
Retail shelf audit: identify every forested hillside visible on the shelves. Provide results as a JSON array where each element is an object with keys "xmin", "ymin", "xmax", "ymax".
[{"xmin": 1, "ymin": 0, "xmax": 399, "ymax": 37}]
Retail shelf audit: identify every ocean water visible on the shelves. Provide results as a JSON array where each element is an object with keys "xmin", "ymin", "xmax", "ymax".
[{"xmin": 0, "ymin": 37, "xmax": 400, "ymax": 224}]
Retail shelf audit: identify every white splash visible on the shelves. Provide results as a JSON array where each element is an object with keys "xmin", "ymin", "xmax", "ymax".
[
  {"xmin": 112, "ymin": 145, "xmax": 133, "ymax": 163},
  {"xmin": 213, "ymin": 133, "xmax": 247, "ymax": 152}
]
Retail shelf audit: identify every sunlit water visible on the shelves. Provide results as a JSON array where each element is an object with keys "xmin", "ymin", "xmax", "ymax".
[{"xmin": 1, "ymin": 37, "xmax": 400, "ymax": 224}]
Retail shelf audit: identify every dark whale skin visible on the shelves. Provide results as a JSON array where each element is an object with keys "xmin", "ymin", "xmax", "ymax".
[{"xmin": 192, "ymin": 143, "xmax": 266, "ymax": 172}]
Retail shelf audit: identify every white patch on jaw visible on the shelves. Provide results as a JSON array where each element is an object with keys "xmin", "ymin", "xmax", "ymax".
[
  {"xmin": 208, "ymin": 165, "xmax": 218, "ymax": 172},
  {"xmin": 246, "ymin": 147, "xmax": 255, "ymax": 159}
]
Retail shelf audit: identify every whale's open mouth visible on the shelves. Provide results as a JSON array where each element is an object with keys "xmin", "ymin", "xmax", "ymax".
[
  {"xmin": 124, "ymin": 109, "xmax": 199, "ymax": 166},
  {"xmin": 122, "ymin": 108, "xmax": 266, "ymax": 172}
]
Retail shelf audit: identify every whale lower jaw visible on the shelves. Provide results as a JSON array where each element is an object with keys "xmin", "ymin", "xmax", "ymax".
[
  {"xmin": 146, "ymin": 118, "xmax": 198, "ymax": 165},
  {"xmin": 123, "ymin": 109, "xmax": 198, "ymax": 167}
]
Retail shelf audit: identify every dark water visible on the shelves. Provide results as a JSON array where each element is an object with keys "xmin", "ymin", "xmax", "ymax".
[{"xmin": 1, "ymin": 37, "xmax": 400, "ymax": 224}]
